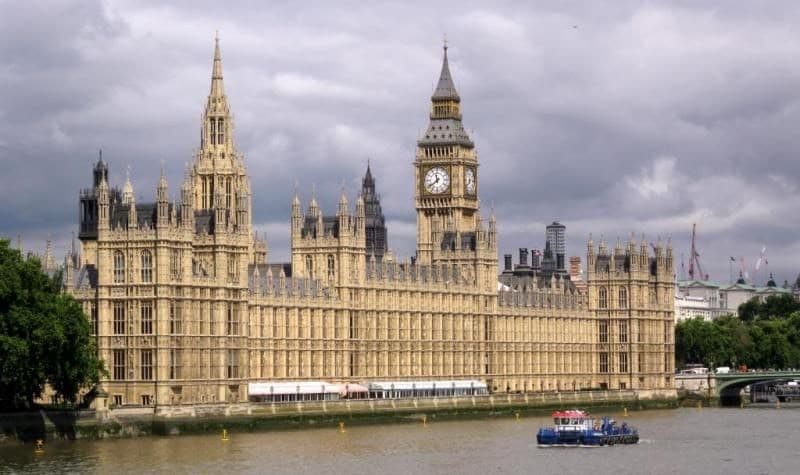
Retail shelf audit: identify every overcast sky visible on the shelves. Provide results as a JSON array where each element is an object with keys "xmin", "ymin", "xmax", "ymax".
[{"xmin": 2, "ymin": 0, "xmax": 800, "ymax": 286}]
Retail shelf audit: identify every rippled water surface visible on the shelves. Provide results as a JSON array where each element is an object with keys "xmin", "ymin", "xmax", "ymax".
[{"xmin": 1, "ymin": 407, "xmax": 798, "ymax": 474}]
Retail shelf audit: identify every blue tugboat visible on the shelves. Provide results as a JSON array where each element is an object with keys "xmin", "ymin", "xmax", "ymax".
[{"xmin": 536, "ymin": 410, "xmax": 639, "ymax": 447}]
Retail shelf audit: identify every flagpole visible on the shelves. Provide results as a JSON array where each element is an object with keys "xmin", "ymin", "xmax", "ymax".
[{"xmin": 729, "ymin": 258, "xmax": 733, "ymax": 284}]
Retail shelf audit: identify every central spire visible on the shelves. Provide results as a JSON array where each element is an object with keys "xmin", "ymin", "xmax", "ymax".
[
  {"xmin": 201, "ymin": 34, "xmax": 232, "ymax": 150},
  {"xmin": 210, "ymin": 32, "xmax": 225, "ymax": 97}
]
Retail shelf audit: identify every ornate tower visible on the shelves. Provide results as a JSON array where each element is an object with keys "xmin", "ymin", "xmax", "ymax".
[
  {"xmin": 289, "ymin": 190, "xmax": 365, "ymax": 289},
  {"xmin": 190, "ymin": 35, "xmax": 251, "ymax": 235},
  {"xmin": 415, "ymin": 45, "xmax": 480, "ymax": 265},
  {"xmin": 361, "ymin": 163, "xmax": 388, "ymax": 261}
]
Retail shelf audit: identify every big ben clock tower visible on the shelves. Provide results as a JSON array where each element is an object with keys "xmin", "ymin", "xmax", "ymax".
[{"xmin": 415, "ymin": 44, "xmax": 481, "ymax": 265}]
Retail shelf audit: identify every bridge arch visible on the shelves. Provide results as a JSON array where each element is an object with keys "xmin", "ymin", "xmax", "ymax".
[{"xmin": 715, "ymin": 372, "xmax": 800, "ymax": 406}]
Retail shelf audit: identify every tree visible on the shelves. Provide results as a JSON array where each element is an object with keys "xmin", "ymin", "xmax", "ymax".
[
  {"xmin": 0, "ymin": 239, "xmax": 104, "ymax": 410},
  {"xmin": 738, "ymin": 298, "xmax": 761, "ymax": 322},
  {"xmin": 761, "ymin": 294, "xmax": 800, "ymax": 320}
]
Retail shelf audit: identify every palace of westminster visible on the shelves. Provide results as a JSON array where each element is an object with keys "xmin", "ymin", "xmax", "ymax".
[{"xmin": 62, "ymin": 38, "xmax": 675, "ymax": 406}]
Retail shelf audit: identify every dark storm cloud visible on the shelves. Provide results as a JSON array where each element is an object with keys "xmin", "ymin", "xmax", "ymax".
[{"xmin": 2, "ymin": 0, "xmax": 800, "ymax": 286}]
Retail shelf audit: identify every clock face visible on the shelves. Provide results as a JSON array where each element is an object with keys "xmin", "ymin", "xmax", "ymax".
[
  {"xmin": 465, "ymin": 168, "xmax": 476, "ymax": 194},
  {"xmin": 424, "ymin": 167, "xmax": 450, "ymax": 194}
]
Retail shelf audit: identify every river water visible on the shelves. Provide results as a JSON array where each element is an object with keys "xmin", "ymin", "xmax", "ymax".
[{"xmin": 1, "ymin": 407, "xmax": 798, "ymax": 474}]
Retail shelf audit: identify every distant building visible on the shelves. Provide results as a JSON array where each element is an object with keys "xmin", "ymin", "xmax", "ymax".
[
  {"xmin": 361, "ymin": 164, "xmax": 388, "ymax": 261},
  {"xmin": 499, "ymin": 221, "xmax": 569, "ymax": 288},
  {"xmin": 546, "ymin": 221, "xmax": 566, "ymax": 272},
  {"xmin": 674, "ymin": 293, "xmax": 713, "ymax": 322},
  {"xmin": 675, "ymin": 273, "xmax": 794, "ymax": 324},
  {"xmin": 569, "ymin": 256, "xmax": 587, "ymax": 293}
]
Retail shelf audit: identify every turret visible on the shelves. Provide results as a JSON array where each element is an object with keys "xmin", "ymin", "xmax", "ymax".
[
  {"xmin": 291, "ymin": 192, "xmax": 303, "ymax": 237},
  {"xmin": 355, "ymin": 194, "xmax": 365, "ymax": 235},
  {"xmin": 337, "ymin": 190, "xmax": 349, "ymax": 236},
  {"xmin": 63, "ymin": 251, "xmax": 74, "ymax": 291},
  {"xmin": 640, "ymin": 233, "xmax": 648, "ymax": 259},
  {"xmin": 316, "ymin": 207, "xmax": 324, "ymax": 238},
  {"xmin": 655, "ymin": 235, "xmax": 665, "ymax": 275},
  {"xmin": 308, "ymin": 192, "xmax": 319, "ymax": 218},
  {"xmin": 488, "ymin": 212, "xmax": 497, "ymax": 247},
  {"xmin": 627, "ymin": 233, "xmax": 638, "ymax": 270},
  {"xmin": 181, "ymin": 173, "xmax": 193, "ymax": 229},
  {"xmin": 253, "ymin": 232, "xmax": 268, "ymax": 264},
  {"xmin": 93, "ymin": 151, "xmax": 108, "ymax": 188},
  {"xmin": 278, "ymin": 266, "xmax": 286, "ymax": 295},
  {"xmin": 97, "ymin": 175, "xmax": 110, "ymax": 230},
  {"xmin": 157, "ymin": 170, "xmax": 169, "ymax": 228},
  {"xmin": 128, "ymin": 190, "xmax": 137, "ymax": 229},
  {"xmin": 666, "ymin": 235, "xmax": 674, "ymax": 272},
  {"xmin": 252, "ymin": 264, "xmax": 260, "ymax": 294},
  {"xmin": 122, "ymin": 166, "xmax": 134, "ymax": 205},
  {"xmin": 42, "ymin": 240, "xmax": 56, "ymax": 273}
]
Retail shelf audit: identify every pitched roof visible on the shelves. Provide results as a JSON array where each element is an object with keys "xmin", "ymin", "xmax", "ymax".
[{"xmin": 432, "ymin": 46, "xmax": 459, "ymax": 101}]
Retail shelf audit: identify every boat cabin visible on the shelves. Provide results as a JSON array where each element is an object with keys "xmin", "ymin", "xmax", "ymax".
[{"xmin": 552, "ymin": 410, "xmax": 594, "ymax": 431}]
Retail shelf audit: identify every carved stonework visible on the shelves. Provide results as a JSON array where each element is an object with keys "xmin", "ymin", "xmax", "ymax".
[{"xmin": 67, "ymin": 39, "xmax": 674, "ymax": 406}]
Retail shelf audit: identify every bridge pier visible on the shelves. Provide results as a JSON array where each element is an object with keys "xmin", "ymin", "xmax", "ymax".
[{"xmin": 713, "ymin": 371, "xmax": 800, "ymax": 407}]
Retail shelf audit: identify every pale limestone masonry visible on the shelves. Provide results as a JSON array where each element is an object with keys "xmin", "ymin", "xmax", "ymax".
[{"xmin": 65, "ymin": 39, "xmax": 674, "ymax": 407}]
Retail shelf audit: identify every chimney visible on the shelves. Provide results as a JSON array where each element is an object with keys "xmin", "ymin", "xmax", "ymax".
[
  {"xmin": 518, "ymin": 248, "xmax": 529, "ymax": 267},
  {"xmin": 503, "ymin": 254, "xmax": 512, "ymax": 272}
]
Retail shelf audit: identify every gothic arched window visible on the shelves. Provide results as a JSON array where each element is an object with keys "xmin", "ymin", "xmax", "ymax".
[
  {"xmin": 141, "ymin": 250, "xmax": 153, "ymax": 283},
  {"xmin": 113, "ymin": 251, "xmax": 125, "ymax": 283},
  {"xmin": 210, "ymin": 118, "xmax": 216, "ymax": 145},
  {"xmin": 618, "ymin": 287, "xmax": 628, "ymax": 309},
  {"xmin": 327, "ymin": 254, "xmax": 335, "ymax": 277},
  {"xmin": 305, "ymin": 255, "xmax": 313, "ymax": 279},
  {"xmin": 598, "ymin": 286, "xmax": 608, "ymax": 309}
]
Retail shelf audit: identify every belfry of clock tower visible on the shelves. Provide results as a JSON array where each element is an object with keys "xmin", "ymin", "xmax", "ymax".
[{"xmin": 415, "ymin": 45, "xmax": 481, "ymax": 266}]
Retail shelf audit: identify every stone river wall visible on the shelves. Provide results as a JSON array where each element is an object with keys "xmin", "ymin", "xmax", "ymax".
[{"xmin": 1, "ymin": 389, "xmax": 677, "ymax": 443}]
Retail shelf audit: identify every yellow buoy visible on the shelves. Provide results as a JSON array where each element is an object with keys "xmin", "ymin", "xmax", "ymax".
[
  {"xmin": 221, "ymin": 429, "xmax": 230, "ymax": 441},
  {"xmin": 422, "ymin": 415, "xmax": 427, "ymax": 427},
  {"xmin": 776, "ymin": 399, "xmax": 781, "ymax": 409},
  {"xmin": 515, "ymin": 412, "xmax": 520, "ymax": 421},
  {"xmin": 623, "ymin": 407, "xmax": 628, "ymax": 417},
  {"xmin": 339, "ymin": 421, "xmax": 346, "ymax": 433},
  {"xmin": 34, "ymin": 439, "xmax": 44, "ymax": 453}
]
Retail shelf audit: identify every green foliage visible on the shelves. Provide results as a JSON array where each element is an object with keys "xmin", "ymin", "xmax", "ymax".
[
  {"xmin": 737, "ymin": 294, "xmax": 800, "ymax": 322},
  {"xmin": 677, "ymin": 300, "xmax": 800, "ymax": 370},
  {"xmin": 0, "ymin": 239, "xmax": 104, "ymax": 410}
]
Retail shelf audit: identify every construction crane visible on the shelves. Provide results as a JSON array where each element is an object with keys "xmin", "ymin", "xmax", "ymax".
[{"xmin": 687, "ymin": 223, "xmax": 708, "ymax": 281}]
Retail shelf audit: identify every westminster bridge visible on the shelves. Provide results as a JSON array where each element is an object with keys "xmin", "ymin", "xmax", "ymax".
[{"xmin": 676, "ymin": 370, "xmax": 800, "ymax": 405}]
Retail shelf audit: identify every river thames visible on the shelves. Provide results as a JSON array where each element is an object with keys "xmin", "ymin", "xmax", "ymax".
[{"xmin": 1, "ymin": 407, "xmax": 798, "ymax": 474}]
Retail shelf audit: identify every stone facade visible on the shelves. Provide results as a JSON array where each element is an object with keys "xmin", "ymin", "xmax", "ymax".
[
  {"xmin": 586, "ymin": 237, "xmax": 675, "ymax": 390},
  {"xmin": 65, "ymin": 39, "xmax": 674, "ymax": 407}
]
